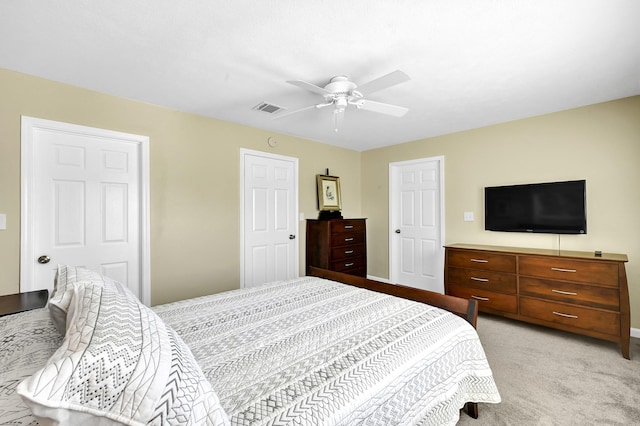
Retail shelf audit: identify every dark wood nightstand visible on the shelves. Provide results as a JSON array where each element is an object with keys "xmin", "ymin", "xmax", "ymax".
[{"xmin": 0, "ymin": 289, "xmax": 49, "ymax": 317}]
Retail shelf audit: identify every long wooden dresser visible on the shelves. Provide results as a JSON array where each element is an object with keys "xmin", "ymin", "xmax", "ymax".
[
  {"xmin": 444, "ymin": 243, "xmax": 631, "ymax": 359},
  {"xmin": 306, "ymin": 219, "xmax": 367, "ymax": 277}
]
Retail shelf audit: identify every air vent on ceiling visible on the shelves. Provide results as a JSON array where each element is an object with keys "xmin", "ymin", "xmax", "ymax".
[{"xmin": 253, "ymin": 102, "xmax": 285, "ymax": 114}]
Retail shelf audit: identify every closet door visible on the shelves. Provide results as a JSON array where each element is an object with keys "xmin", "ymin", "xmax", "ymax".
[
  {"xmin": 241, "ymin": 149, "xmax": 298, "ymax": 288},
  {"xmin": 389, "ymin": 156, "xmax": 444, "ymax": 293}
]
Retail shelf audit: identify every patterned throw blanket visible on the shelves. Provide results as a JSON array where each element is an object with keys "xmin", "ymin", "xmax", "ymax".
[{"xmin": 155, "ymin": 277, "xmax": 501, "ymax": 425}]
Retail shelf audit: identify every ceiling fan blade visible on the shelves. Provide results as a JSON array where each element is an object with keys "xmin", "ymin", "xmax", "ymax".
[
  {"xmin": 355, "ymin": 70, "xmax": 410, "ymax": 96},
  {"xmin": 272, "ymin": 101, "xmax": 334, "ymax": 120},
  {"xmin": 286, "ymin": 80, "xmax": 331, "ymax": 96},
  {"xmin": 354, "ymin": 99, "xmax": 408, "ymax": 117},
  {"xmin": 271, "ymin": 104, "xmax": 318, "ymax": 120},
  {"xmin": 332, "ymin": 108, "xmax": 345, "ymax": 132}
]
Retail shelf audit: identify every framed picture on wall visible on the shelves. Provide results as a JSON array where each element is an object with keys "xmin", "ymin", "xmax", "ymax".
[{"xmin": 316, "ymin": 175, "xmax": 342, "ymax": 211}]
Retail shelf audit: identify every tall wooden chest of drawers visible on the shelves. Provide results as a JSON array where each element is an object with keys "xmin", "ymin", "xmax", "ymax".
[
  {"xmin": 306, "ymin": 219, "xmax": 367, "ymax": 277},
  {"xmin": 444, "ymin": 244, "xmax": 630, "ymax": 359}
]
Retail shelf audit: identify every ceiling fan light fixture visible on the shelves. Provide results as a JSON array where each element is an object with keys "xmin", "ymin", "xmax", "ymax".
[
  {"xmin": 334, "ymin": 97, "xmax": 348, "ymax": 110},
  {"xmin": 332, "ymin": 109, "xmax": 344, "ymax": 132}
]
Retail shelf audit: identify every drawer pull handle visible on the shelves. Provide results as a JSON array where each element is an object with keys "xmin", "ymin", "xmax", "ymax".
[
  {"xmin": 471, "ymin": 295, "xmax": 490, "ymax": 301},
  {"xmin": 553, "ymin": 311, "xmax": 578, "ymax": 319},
  {"xmin": 551, "ymin": 267, "xmax": 577, "ymax": 273},
  {"xmin": 345, "ymin": 262, "xmax": 354, "ymax": 267},
  {"xmin": 552, "ymin": 289, "xmax": 578, "ymax": 296},
  {"xmin": 470, "ymin": 258, "xmax": 488, "ymax": 263},
  {"xmin": 345, "ymin": 238, "xmax": 354, "ymax": 242},
  {"xmin": 344, "ymin": 225, "xmax": 354, "ymax": 229},
  {"xmin": 470, "ymin": 277, "xmax": 489, "ymax": 282},
  {"xmin": 345, "ymin": 250, "xmax": 354, "ymax": 254}
]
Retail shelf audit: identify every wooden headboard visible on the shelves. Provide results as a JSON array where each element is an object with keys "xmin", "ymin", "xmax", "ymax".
[{"xmin": 307, "ymin": 267, "xmax": 478, "ymax": 328}]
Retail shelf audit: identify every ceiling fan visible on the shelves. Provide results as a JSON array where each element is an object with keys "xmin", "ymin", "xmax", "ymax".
[{"xmin": 273, "ymin": 70, "xmax": 410, "ymax": 132}]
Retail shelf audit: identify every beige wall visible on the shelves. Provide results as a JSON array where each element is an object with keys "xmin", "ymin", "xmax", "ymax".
[
  {"xmin": 2, "ymin": 69, "xmax": 638, "ymax": 328},
  {"xmin": 361, "ymin": 96, "xmax": 640, "ymax": 328},
  {"xmin": 0, "ymin": 69, "xmax": 362, "ymax": 305}
]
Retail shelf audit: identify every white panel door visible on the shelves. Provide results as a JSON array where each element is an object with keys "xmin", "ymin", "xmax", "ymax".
[
  {"xmin": 241, "ymin": 149, "xmax": 298, "ymax": 288},
  {"xmin": 389, "ymin": 157, "xmax": 444, "ymax": 293},
  {"xmin": 21, "ymin": 117, "xmax": 150, "ymax": 304}
]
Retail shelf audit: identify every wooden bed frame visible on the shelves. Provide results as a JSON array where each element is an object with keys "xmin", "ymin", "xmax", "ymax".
[{"xmin": 308, "ymin": 267, "xmax": 480, "ymax": 419}]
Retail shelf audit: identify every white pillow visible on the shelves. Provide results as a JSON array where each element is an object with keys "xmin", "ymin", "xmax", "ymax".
[
  {"xmin": 19, "ymin": 283, "xmax": 230, "ymax": 426},
  {"xmin": 48, "ymin": 265, "xmax": 135, "ymax": 335}
]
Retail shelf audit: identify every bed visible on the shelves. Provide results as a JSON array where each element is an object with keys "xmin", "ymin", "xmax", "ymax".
[{"xmin": 0, "ymin": 266, "xmax": 500, "ymax": 425}]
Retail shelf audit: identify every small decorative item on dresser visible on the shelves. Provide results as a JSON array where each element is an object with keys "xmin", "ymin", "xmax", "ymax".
[{"xmin": 317, "ymin": 174, "xmax": 341, "ymax": 211}]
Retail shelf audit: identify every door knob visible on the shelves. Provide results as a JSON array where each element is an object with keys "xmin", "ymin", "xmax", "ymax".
[
  {"xmin": 38, "ymin": 255, "xmax": 51, "ymax": 264},
  {"xmin": 395, "ymin": 229, "xmax": 401, "ymax": 234},
  {"xmin": 289, "ymin": 234, "xmax": 296, "ymax": 240}
]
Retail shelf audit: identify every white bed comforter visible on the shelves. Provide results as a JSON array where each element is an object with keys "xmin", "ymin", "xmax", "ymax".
[
  {"xmin": 0, "ymin": 308, "xmax": 63, "ymax": 426},
  {"xmin": 154, "ymin": 277, "xmax": 501, "ymax": 426}
]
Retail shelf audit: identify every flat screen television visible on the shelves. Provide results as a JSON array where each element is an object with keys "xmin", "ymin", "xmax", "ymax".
[{"xmin": 485, "ymin": 180, "xmax": 587, "ymax": 234}]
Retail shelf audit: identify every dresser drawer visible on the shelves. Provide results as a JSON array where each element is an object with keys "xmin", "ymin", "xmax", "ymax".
[
  {"xmin": 447, "ymin": 249, "xmax": 516, "ymax": 273},
  {"xmin": 520, "ymin": 297, "xmax": 620, "ymax": 336},
  {"xmin": 447, "ymin": 267, "xmax": 516, "ymax": 294},
  {"xmin": 331, "ymin": 256, "xmax": 366, "ymax": 273},
  {"xmin": 331, "ymin": 232, "xmax": 365, "ymax": 247},
  {"xmin": 519, "ymin": 256, "xmax": 618, "ymax": 286},
  {"xmin": 520, "ymin": 277, "xmax": 620, "ymax": 311},
  {"xmin": 330, "ymin": 220, "xmax": 366, "ymax": 234},
  {"xmin": 331, "ymin": 244, "xmax": 365, "ymax": 261},
  {"xmin": 447, "ymin": 284, "xmax": 518, "ymax": 314}
]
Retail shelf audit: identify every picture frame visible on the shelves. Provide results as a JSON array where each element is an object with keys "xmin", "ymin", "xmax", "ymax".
[{"xmin": 316, "ymin": 175, "xmax": 342, "ymax": 211}]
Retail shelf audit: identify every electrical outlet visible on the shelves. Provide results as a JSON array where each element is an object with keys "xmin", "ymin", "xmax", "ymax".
[
  {"xmin": 463, "ymin": 212, "xmax": 474, "ymax": 222},
  {"xmin": 0, "ymin": 214, "xmax": 6, "ymax": 230}
]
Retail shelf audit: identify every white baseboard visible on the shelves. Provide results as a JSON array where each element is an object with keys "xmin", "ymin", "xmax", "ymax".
[
  {"xmin": 367, "ymin": 274, "xmax": 392, "ymax": 284},
  {"xmin": 631, "ymin": 328, "xmax": 640, "ymax": 339}
]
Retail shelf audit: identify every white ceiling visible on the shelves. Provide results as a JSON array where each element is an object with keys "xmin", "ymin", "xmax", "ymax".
[{"xmin": 1, "ymin": 1, "xmax": 639, "ymax": 151}]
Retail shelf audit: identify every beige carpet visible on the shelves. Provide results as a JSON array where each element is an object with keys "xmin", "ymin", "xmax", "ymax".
[{"xmin": 457, "ymin": 314, "xmax": 640, "ymax": 426}]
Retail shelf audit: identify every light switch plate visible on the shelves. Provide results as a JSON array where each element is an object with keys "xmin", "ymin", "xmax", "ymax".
[
  {"xmin": 0, "ymin": 214, "xmax": 6, "ymax": 230},
  {"xmin": 463, "ymin": 211, "xmax": 474, "ymax": 222}
]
